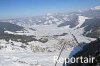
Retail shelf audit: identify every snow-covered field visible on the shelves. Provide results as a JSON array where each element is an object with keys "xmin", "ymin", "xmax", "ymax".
[{"xmin": 0, "ymin": 46, "xmax": 75, "ymax": 66}]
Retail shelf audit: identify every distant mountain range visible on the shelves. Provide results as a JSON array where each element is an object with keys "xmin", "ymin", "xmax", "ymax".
[{"xmin": 0, "ymin": 6, "xmax": 100, "ymax": 38}]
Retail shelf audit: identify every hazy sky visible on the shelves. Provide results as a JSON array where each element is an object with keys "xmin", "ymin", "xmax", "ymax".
[{"xmin": 0, "ymin": 0, "xmax": 100, "ymax": 19}]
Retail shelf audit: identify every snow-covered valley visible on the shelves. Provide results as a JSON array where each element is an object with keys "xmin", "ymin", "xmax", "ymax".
[{"xmin": 0, "ymin": 24, "xmax": 95, "ymax": 66}]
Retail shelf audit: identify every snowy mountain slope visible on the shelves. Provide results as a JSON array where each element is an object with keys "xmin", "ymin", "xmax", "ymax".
[
  {"xmin": 75, "ymin": 16, "xmax": 89, "ymax": 28},
  {"xmin": 0, "ymin": 22, "xmax": 23, "ymax": 32},
  {"xmin": 67, "ymin": 39, "xmax": 100, "ymax": 66},
  {"xmin": 57, "ymin": 15, "xmax": 89, "ymax": 28},
  {"xmin": 80, "ymin": 17, "xmax": 100, "ymax": 38}
]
